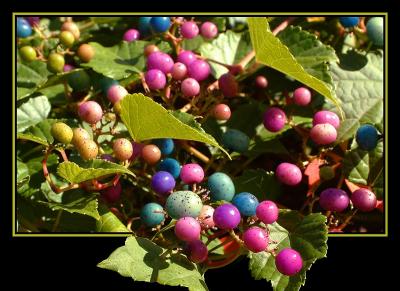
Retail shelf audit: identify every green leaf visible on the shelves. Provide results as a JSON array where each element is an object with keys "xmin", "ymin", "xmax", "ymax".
[
  {"xmin": 226, "ymin": 102, "xmax": 266, "ymax": 137},
  {"xmin": 335, "ymin": 118, "xmax": 360, "ymax": 144},
  {"xmin": 17, "ymin": 61, "xmax": 49, "ymax": 100},
  {"xmin": 182, "ymin": 35, "xmax": 205, "ymax": 52},
  {"xmin": 57, "ymin": 160, "xmax": 135, "ymax": 184},
  {"xmin": 96, "ymin": 204, "xmax": 130, "ymax": 232},
  {"xmin": 248, "ymin": 211, "xmax": 328, "ymax": 291},
  {"xmin": 247, "ymin": 17, "xmax": 341, "ymax": 111},
  {"xmin": 120, "ymin": 93, "xmax": 230, "ymax": 158},
  {"xmin": 98, "ymin": 236, "xmax": 208, "ymax": 291},
  {"xmin": 199, "ymin": 30, "xmax": 252, "ymax": 78},
  {"xmin": 17, "ymin": 160, "xmax": 30, "ymax": 189},
  {"xmin": 17, "ymin": 96, "xmax": 51, "ymax": 132},
  {"xmin": 246, "ymin": 138, "xmax": 289, "ymax": 158},
  {"xmin": 17, "ymin": 132, "xmax": 48, "ymax": 146}
]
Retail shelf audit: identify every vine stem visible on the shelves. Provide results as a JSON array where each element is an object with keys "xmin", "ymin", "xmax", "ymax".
[
  {"xmin": 179, "ymin": 141, "xmax": 210, "ymax": 164},
  {"xmin": 337, "ymin": 209, "xmax": 358, "ymax": 231},
  {"xmin": 52, "ymin": 209, "xmax": 63, "ymax": 232}
]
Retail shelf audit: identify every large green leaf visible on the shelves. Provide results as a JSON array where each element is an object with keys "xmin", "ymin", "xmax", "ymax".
[
  {"xmin": 120, "ymin": 93, "xmax": 230, "ymax": 157},
  {"xmin": 96, "ymin": 204, "xmax": 130, "ymax": 232},
  {"xmin": 98, "ymin": 236, "xmax": 208, "ymax": 291},
  {"xmin": 57, "ymin": 160, "xmax": 135, "ymax": 184},
  {"xmin": 17, "ymin": 61, "xmax": 49, "ymax": 100},
  {"xmin": 248, "ymin": 211, "xmax": 328, "ymax": 291},
  {"xmin": 247, "ymin": 17, "xmax": 340, "ymax": 111},
  {"xmin": 17, "ymin": 96, "xmax": 51, "ymax": 132},
  {"xmin": 335, "ymin": 118, "xmax": 360, "ymax": 144},
  {"xmin": 226, "ymin": 102, "xmax": 266, "ymax": 138},
  {"xmin": 17, "ymin": 160, "xmax": 30, "ymax": 189}
]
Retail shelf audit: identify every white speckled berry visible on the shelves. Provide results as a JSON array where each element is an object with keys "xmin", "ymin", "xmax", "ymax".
[{"xmin": 165, "ymin": 191, "xmax": 203, "ymax": 219}]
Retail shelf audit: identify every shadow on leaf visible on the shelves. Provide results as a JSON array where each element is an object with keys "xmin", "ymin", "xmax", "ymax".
[{"xmin": 337, "ymin": 50, "xmax": 368, "ymax": 71}]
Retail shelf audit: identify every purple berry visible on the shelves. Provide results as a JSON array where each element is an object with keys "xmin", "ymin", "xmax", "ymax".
[
  {"xmin": 200, "ymin": 21, "xmax": 218, "ymax": 39},
  {"xmin": 255, "ymin": 76, "xmax": 268, "ymax": 88},
  {"xmin": 27, "ymin": 17, "xmax": 40, "ymax": 26},
  {"xmin": 100, "ymin": 181, "xmax": 122, "ymax": 203},
  {"xmin": 145, "ymin": 69, "xmax": 166, "ymax": 90},
  {"xmin": 123, "ymin": 29, "xmax": 140, "ymax": 42},
  {"xmin": 181, "ymin": 78, "xmax": 200, "ymax": 97},
  {"xmin": 275, "ymin": 248, "xmax": 303, "ymax": 276},
  {"xmin": 293, "ymin": 87, "xmax": 311, "ymax": 106},
  {"xmin": 276, "ymin": 162, "xmax": 302, "ymax": 186},
  {"xmin": 101, "ymin": 154, "xmax": 116, "ymax": 163},
  {"xmin": 213, "ymin": 104, "xmax": 231, "ymax": 121},
  {"xmin": 213, "ymin": 204, "xmax": 241, "ymax": 230},
  {"xmin": 174, "ymin": 217, "xmax": 201, "ymax": 242},
  {"xmin": 107, "ymin": 84, "xmax": 128, "ymax": 104},
  {"xmin": 187, "ymin": 240, "xmax": 208, "ymax": 263},
  {"xmin": 310, "ymin": 123, "xmax": 337, "ymax": 145},
  {"xmin": 180, "ymin": 163, "xmax": 204, "ymax": 184},
  {"xmin": 151, "ymin": 171, "xmax": 176, "ymax": 195},
  {"xmin": 187, "ymin": 59, "xmax": 210, "ymax": 81},
  {"xmin": 147, "ymin": 51, "xmax": 174, "ymax": 74},
  {"xmin": 319, "ymin": 188, "xmax": 350, "ymax": 212},
  {"xmin": 243, "ymin": 227, "xmax": 269, "ymax": 253},
  {"xmin": 256, "ymin": 200, "xmax": 279, "ymax": 224},
  {"xmin": 198, "ymin": 205, "xmax": 215, "ymax": 230},
  {"xmin": 129, "ymin": 142, "xmax": 145, "ymax": 161},
  {"xmin": 78, "ymin": 101, "xmax": 103, "ymax": 124},
  {"xmin": 181, "ymin": 21, "xmax": 199, "ymax": 39},
  {"xmin": 351, "ymin": 188, "xmax": 377, "ymax": 212},
  {"xmin": 63, "ymin": 64, "xmax": 75, "ymax": 72},
  {"xmin": 263, "ymin": 107, "xmax": 287, "ymax": 132},
  {"xmin": 177, "ymin": 50, "xmax": 197, "ymax": 67},
  {"xmin": 313, "ymin": 110, "xmax": 340, "ymax": 129},
  {"xmin": 171, "ymin": 62, "xmax": 187, "ymax": 80},
  {"xmin": 218, "ymin": 73, "xmax": 238, "ymax": 98}
]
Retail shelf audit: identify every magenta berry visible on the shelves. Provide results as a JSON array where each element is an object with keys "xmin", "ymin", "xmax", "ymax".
[
  {"xmin": 263, "ymin": 107, "xmax": 287, "ymax": 132},
  {"xmin": 174, "ymin": 217, "xmax": 201, "ymax": 242},
  {"xmin": 100, "ymin": 181, "xmax": 122, "ymax": 203},
  {"xmin": 171, "ymin": 62, "xmax": 187, "ymax": 80},
  {"xmin": 123, "ymin": 29, "xmax": 140, "ymax": 42},
  {"xmin": 310, "ymin": 123, "xmax": 337, "ymax": 145},
  {"xmin": 200, "ymin": 21, "xmax": 218, "ymax": 39},
  {"xmin": 113, "ymin": 138, "xmax": 134, "ymax": 161},
  {"xmin": 213, "ymin": 104, "xmax": 231, "ymax": 121},
  {"xmin": 351, "ymin": 188, "xmax": 377, "ymax": 212},
  {"xmin": 293, "ymin": 87, "xmax": 311, "ymax": 106},
  {"xmin": 275, "ymin": 248, "xmax": 303, "ymax": 276},
  {"xmin": 313, "ymin": 110, "xmax": 340, "ymax": 129},
  {"xmin": 276, "ymin": 162, "xmax": 302, "ymax": 186},
  {"xmin": 181, "ymin": 21, "xmax": 199, "ymax": 39},
  {"xmin": 319, "ymin": 188, "xmax": 350, "ymax": 212},
  {"xmin": 198, "ymin": 205, "xmax": 215, "ymax": 229},
  {"xmin": 180, "ymin": 163, "xmax": 204, "ymax": 184},
  {"xmin": 181, "ymin": 78, "xmax": 200, "ymax": 97},
  {"xmin": 256, "ymin": 200, "xmax": 279, "ymax": 224},
  {"xmin": 213, "ymin": 203, "xmax": 241, "ymax": 230},
  {"xmin": 177, "ymin": 50, "xmax": 197, "ymax": 67},
  {"xmin": 145, "ymin": 69, "xmax": 166, "ymax": 90},
  {"xmin": 107, "ymin": 84, "xmax": 128, "ymax": 104},
  {"xmin": 63, "ymin": 64, "xmax": 75, "ymax": 72},
  {"xmin": 218, "ymin": 73, "xmax": 239, "ymax": 98},
  {"xmin": 243, "ymin": 227, "xmax": 269, "ymax": 253},
  {"xmin": 147, "ymin": 51, "xmax": 174, "ymax": 74},
  {"xmin": 78, "ymin": 101, "xmax": 103, "ymax": 124},
  {"xmin": 187, "ymin": 240, "xmax": 208, "ymax": 263},
  {"xmin": 255, "ymin": 76, "xmax": 268, "ymax": 88},
  {"xmin": 187, "ymin": 59, "xmax": 210, "ymax": 81}
]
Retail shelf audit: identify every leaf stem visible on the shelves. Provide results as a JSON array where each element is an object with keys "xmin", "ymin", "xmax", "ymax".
[{"xmin": 52, "ymin": 209, "xmax": 63, "ymax": 232}]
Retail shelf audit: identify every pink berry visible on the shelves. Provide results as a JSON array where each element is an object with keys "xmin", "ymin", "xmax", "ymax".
[
  {"xmin": 198, "ymin": 205, "xmax": 215, "ymax": 229},
  {"xmin": 145, "ymin": 69, "xmax": 166, "ymax": 90},
  {"xmin": 319, "ymin": 188, "xmax": 349, "ymax": 212},
  {"xmin": 107, "ymin": 84, "xmax": 128, "ymax": 104},
  {"xmin": 100, "ymin": 181, "xmax": 122, "ymax": 203},
  {"xmin": 351, "ymin": 188, "xmax": 377, "ymax": 212},
  {"xmin": 63, "ymin": 64, "xmax": 75, "ymax": 72},
  {"xmin": 113, "ymin": 138, "xmax": 133, "ymax": 161},
  {"xmin": 177, "ymin": 50, "xmax": 197, "ymax": 67},
  {"xmin": 276, "ymin": 162, "xmax": 302, "ymax": 186},
  {"xmin": 171, "ymin": 62, "xmax": 187, "ymax": 80},
  {"xmin": 78, "ymin": 101, "xmax": 103, "ymax": 124},
  {"xmin": 147, "ymin": 51, "xmax": 174, "ymax": 74},
  {"xmin": 123, "ymin": 29, "xmax": 140, "ymax": 42},
  {"xmin": 256, "ymin": 200, "xmax": 279, "ymax": 224},
  {"xmin": 255, "ymin": 76, "xmax": 268, "ymax": 88},
  {"xmin": 218, "ymin": 73, "xmax": 238, "ymax": 98},
  {"xmin": 174, "ymin": 217, "xmax": 201, "ymax": 242},
  {"xmin": 275, "ymin": 248, "xmax": 303, "ymax": 276},
  {"xmin": 181, "ymin": 21, "xmax": 199, "ymax": 39},
  {"xmin": 310, "ymin": 123, "xmax": 337, "ymax": 145},
  {"xmin": 181, "ymin": 78, "xmax": 200, "ymax": 97},
  {"xmin": 213, "ymin": 104, "xmax": 231, "ymax": 121},
  {"xmin": 187, "ymin": 59, "xmax": 210, "ymax": 81},
  {"xmin": 293, "ymin": 87, "xmax": 312, "ymax": 106},
  {"xmin": 312, "ymin": 110, "xmax": 340, "ymax": 129},
  {"xmin": 180, "ymin": 163, "xmax": 204, "ymax": 184},
  {"xmin": 243, "ymin": 227, "xmax": 269, "ymax": 253},
  {"xmin": 263, "ymin": 107, "xmax": 287, "ymax": 132},
  {"xmin": 200, "ymin": 21, "xmax": 218, "ymax": 39},
  {"xmin": 187, "ymin": 240, "xmax": 208, "ymax": 263}
]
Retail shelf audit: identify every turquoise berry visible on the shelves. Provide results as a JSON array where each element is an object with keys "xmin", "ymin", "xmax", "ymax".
[
  {"xmin": 165, "ymin": 191, "xmax": 203, "ymax": 219},
  {"xmin": 207, "ymin": 172, "xmax": 235, "ymax": 202},
  {"xmin": 366, "ymin": 17, "xmax": 384, "ymax": 46},
  {"xmin": 150, "ymin": 17, "xmax": 171, "ymax": 33},
  {"xmin": 157, "ymin": 158, "xmax": 181, "ymax": 179},
  {"xmin": 140, "ymin": 203, "xmax": 165, "ymax": 227},
  {"xmin": 138, "ymin": 17, "xmax": 152, "ymax": 35},
  {"xmin": 94, "ymin": 76, "xmax": 118, "ymax": 94},
  {"xmin": 232, "ymin": 192, "xmax": 259, "ymax": 216},
  {"xmin": 153, "ymin": 138, "xmax": 174, "ymax": 156},
  {"xmin": 221, "ymin": 129, "xmax": 250, "ymax": 153}
]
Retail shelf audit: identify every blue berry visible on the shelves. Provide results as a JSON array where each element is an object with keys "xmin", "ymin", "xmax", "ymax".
[
  {"xmin": 339, "ymin": 17, "xmax": 359, "ymax": 28},
  {"xmin": 356, "ymin": 124, "xmax": 379, "ymax": 151},
  {"xmin": 366, "ymin": 17, "xmax": 384, "ymax": 47},
  {"xmin": 157, "ymin": 158, "xmax": 181, "ymax": 179},
  {"xmin": 17, "ymin": 18, "xmax": 32, "ymax": 38},
  {"xmin": 207, "ymin": 172, "xmax": 235, "ymax": 202},
  {"xmin": 140, "ymin": 202, "xmax": 165, "ymax": 227},
  {"xmin": 138, "ymin": 17, "xmax": 152, "ymax": 35},
  {"xmin": 153, "ymin": 138, "xmax": 174, "ymax": 155},
  {"xmin": 150, "ymin": 17, "xmax": 171, "ymax": 33},
  {"xmin": 151, "ymin": 171, "xmax": 176, "ymax": 195},
  {"xmin": 221, "ymin": 129, "xmax": 250, "ymax": 153},
  {"xmin": 232, "ymin": 192, "xmax": 259, "ymax": 216}
]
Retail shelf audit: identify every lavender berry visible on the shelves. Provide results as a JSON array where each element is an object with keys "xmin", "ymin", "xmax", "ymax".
[
  {"xmin": 319, "ymin": 188, "xmax": 350, "ymax": 212},
  {"xmin": 213, "ymin": 204, "xmax": 241, "ymax": 230},
  {"xmin": 171, "ymin": 62, "xmax": 187, "ymax": 80},
  {"xmin": 275, "ymin": 248, "xmax": 303, "ymax": 276},
  {"xmin": 151, "ymin": 171, "xmax": 176, "ymax": 195},
  {"xmin": 147, "ymin": 51, "xmax": 174, "ymax": 74},
  {"xmin": 107, "ymin": 84, "xmax": 128, "ymax": 104},
  {"xmin": 200, "ymin": 21, "xmax": 218, "ymax": 39},
  {"xmin": 198, "ymin": 205, "xmax": 215, "ymax": 229},
  {"xmin": 263, "ymin": 107, "xmax": 287, "ymax": 132},
  {"xmin": 276, "ymin": 162, "xmax": 302, "ymax": 186}
]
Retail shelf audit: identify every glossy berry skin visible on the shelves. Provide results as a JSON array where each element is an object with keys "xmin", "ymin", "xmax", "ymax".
[
  {"xmin": 59, "ymin": 31, "xmax": 75, "ymax": 48},
  {"xmin": 100, "ymin": 181, "xmax": 122, "ymax": 203},
  {"xmin": 96, "ymin": 76, "xmax": 118, "ymax": 94},
  {"xmin": 177, "ymin": 50, "xmax": 197, "ymax": 67},
  {"xmin": 141, "ymin": 144, "xmax": 162, "ymax": 165},
  {"xmin": 140, "ymin": 202, "xmax": 165, "ymax": 227},
  {"xmin": 165, "ymin": 191, "xmax": 203, "ymax": 219},
  {"xmin": 171, "ymin": 62, "xmax": 187, "ymax": 80},
  {"xmin": 312, "ymin": 110, "xmax": 340, "ymax": 129},
  {"xmin": 107, "ymin": 84, "xmax": 128, "ymax": 104},
  {"xmin": 181, "ymin": 78, "xmax": 200, "ymax": 97},
  {"xmin": 198, "ymin": 205, "xmax": 215, "ymax": 229},
  {"xmin": 78, "ymin": 101, "xmax": 103, "ymax": 124},
  {"xmin": 187, "ymin": 59, "xmax": 210, "ymax": 81},
  {"xmin": 20, "ymin": 46, "xmax": 37, "ymax": 62},
  {"xmin": 51, "ymin": 122, "xmax": 73, "ymax": 144},
  {"xmin": 256, "ymin": 200, "xmax": 279, "ymax": 224},
  {"xmin": 47, "ymin": 53, "xmax": 65, "ymax": 73},
  {"xmin": 150, "ymin": 17, "xmax": 171, "ymax": 33},
  {"xmin": 319, "ymin": 188, "xmax": 350, "ymax": 212},
  {"xmin": 145, "ymin": 69, "xmax": 166, "ymax": 90},
  {"xmin": 157, "ymin": 158, "xmax": 181, "ymax": 179},
  {"xmin": 367, "ymin": 17, "xmax": 383, "ymax": 46},
  {"xmin": 213, "ymin": 104, "xmax": 231, "ymax": 121},
  {"xmin": 275, "ymin": 248, "xmax": 303, "ymax": 276},
  {"xmin": 144, "ymin": 44, "xmax": 160, "ymax": 57},
  {"xmin": 351, "ymin": 188, "xmax": 377, "ymax": 212},
  {"xmin": 339, "ymin": 17, "xmax": 359, "ymax": 28},
  {"xmin": 187, "ymin": 240, "xmax": 208, "ymax": 263},
  {"xmin": 276, "ymin": 163, "xmax": 302, "ymax": 186},
  {"xmin": 293, "ymin": 87, "xmax": 311, "ymax": 106},
  {"xmin": 153, "ymin": 138, "xmax": 174, "ymax": 156},
  {"xmin": 67, "ymin": 71, "xmax": 91, "ymax": 92},
  {"xmin": 232, "ymin": 192, "xmax": 259, "ymax": 216},
  {"xmin": 175, "ymin": 217, "xmax": 201, "ymax": 242},
  {"xmin": 71, "ymin": 127, "xmax": 91, "ymax": 146},
  {"xmin": 356, "ymin": 124, "xmax": 379, "ymax": 151},
  {"xmin": 255, "ymin": 76, "xmax": 268, "ymax": 88},
  {"xmin": 207, "ymin": 172, "xmax": 235, "ymax": 202},
  {"xmin": 180, "ymin": 163, "xmax": 204, "ymax": 184},
  {"xmin": 181, "ymin": 21, "xmax": 199, "ymax": 39},
  {"xmin": 138, "ymin": 17, "xmax": 152, "ymax": 35},
  {"xmin": 310, "ymin": 123, "xmax": 337, "ymax": 145},
  {"xmin": 218, "ymin": 73, "xmax": 238, "ymax": 98},
  {"xmin": 151, "ymin": 171, "xmax": 176, "ymax": 195},
  {"xmin": 17, "ymin": 18, "xmax": 32, "ymax": 38},
  {"xmin": 221, "ymin": 129, "xmax": 250, "ymax": 153},
  {"xmin": 113, "ymin": 138, "xmax": 133, "ymax": 161},
  {"xmin": 147, "ymin": 51, "xmax": 174, "ymax": 74},
  {"xmin": 200, "ymin": 21, "xmax": 218, "ymax": 39},
  {"xmin": 243, "ymin": 227, "xmax": 269, "ymax": 253},
  {"xmin": 213, "ymin": 203, "xmax": 241, "ymax": 230},
  {"xmin": 123, "ymin": 29, "xmax": 140, "ymax": 42},
  {"xmin": 61, "ymin": 21, "xmax": 80, "ymax": 40},
  {"xmin": 263, "ymin": 107, "xmax": 287, "ymax": 132},
  {"xmin": 77, "ymin": 44, "xmax": 95, "ymax": 63},
  {"xmin": 77, "ymin": 139, "xmax": 98, "ymax": 160}
]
